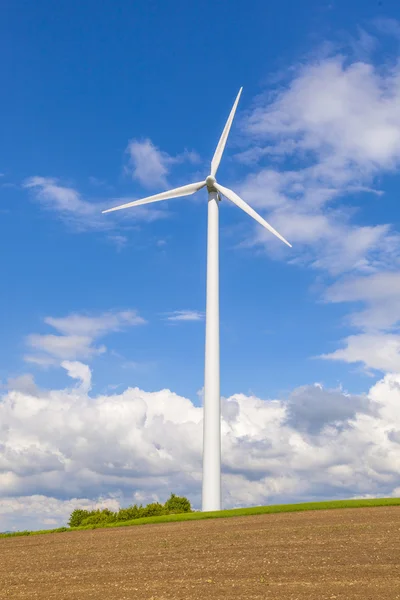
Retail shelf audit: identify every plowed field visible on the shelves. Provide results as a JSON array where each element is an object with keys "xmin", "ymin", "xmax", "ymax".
[{"xmin": 1, "ymin": 506, "xmax": 400, "ymax": 599}]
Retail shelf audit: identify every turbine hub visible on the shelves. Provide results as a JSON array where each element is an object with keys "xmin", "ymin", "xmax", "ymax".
[{"xmin": 206, "ymin": 175, "xmax": 217, "ymax": 191}]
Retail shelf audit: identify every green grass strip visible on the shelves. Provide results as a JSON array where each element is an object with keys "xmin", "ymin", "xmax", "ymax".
[{"xmin": 1, "ymin": 497, "xmax": 399, "ymax": 539}]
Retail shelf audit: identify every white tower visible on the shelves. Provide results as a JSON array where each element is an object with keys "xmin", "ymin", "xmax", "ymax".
[{"xmin": 103, "ymin": 88, "xmax": 291, "ymax": 511}]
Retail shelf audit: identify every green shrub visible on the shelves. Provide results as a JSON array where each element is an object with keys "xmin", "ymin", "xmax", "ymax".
[
  {"xmin": 68, "ymin": 509, "xmax": 92, "ymax": 528},
  {"xmin": 140, "ymin": 502, "xmax": 166, "ymax": 517},
  {"xmin": 116, "ymin": 505, "xmax": 141, "ymax": 521},
  {"xmin": 80, "ymin": 509, "xmax": 117, "ymax": 526},
  {"xmin": 163, "ymin": 493, "xmax": 192, "ymax": 514}
]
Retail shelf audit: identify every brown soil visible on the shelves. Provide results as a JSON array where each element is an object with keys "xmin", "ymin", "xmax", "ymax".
[{"xmin": 1, "ymin": 506, "xmax": 400, "ymax": 599}]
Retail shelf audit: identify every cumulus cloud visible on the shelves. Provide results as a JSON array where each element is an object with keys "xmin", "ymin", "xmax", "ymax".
[
  {"xmin": 6, "ymin": 374, "xmax": 40, "ymax": 396},
  {"xmin": 126, "ymin": 138, "xmax": 200, "ymax": 189},
  {"xmin": 24, "ymin": 310, "xmax": 146, "ymax": 366},
  {"xmin": 1, "ymin": 364, "xmax": 400, "ymax": 531},
  {"xmin": 284, "ymin": 383, "xmax": 373, "ymax": 434}
]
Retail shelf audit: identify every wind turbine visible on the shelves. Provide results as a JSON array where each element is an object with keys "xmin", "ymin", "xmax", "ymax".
[{"xmin": 103, "ymin": 88, "xmax": 291, "ymax": 512}]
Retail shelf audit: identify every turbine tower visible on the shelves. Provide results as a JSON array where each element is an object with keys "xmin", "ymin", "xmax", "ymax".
[{"xmin": 103, "ymin": 88, "xmax": 291, "ymax": 512}]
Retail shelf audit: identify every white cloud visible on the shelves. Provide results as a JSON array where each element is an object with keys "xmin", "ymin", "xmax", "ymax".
[
  {"xmin": 126, "ymin": 139, "xmax": 169, "ymax": 189},
  {"xmin": 0, "ymin": 495, "xmax": 120, "ymax": 532},
  {"xmin": 44, "ymin": 312, "xmax": 145, "ymax": 337},
  {"xmin": 125, "ymin": 138, "xmax": 200, "ymax": 189},
  {"xmin": 23, "ymin": 177, "xmax": 166, "ymax": 232},
  {"xmin": 324, "ymin": 271, "xmax": 400, "ymax": 331},
  {"xmin": 27, "ymin": 333, "xmax": 105, "ymax": 362},
  {"xmin": 165, "ymin": 310, "xmax": 204, "ymax": 322},
  {"xmin": 25, "ymin": 310, "xmax": 145, "ymax": 366},
  {"xmin": 236, "ymin": 50, "xmax": 400, "ymax": 274},
  {"xmin": 320, "ymin": 272, "xmax": 400, "ymax": 372},
  {"xmin": 23, "ymin": 177, "xmax": 105, "ymax": 231},
  {"xmin": 1, "ymin": 364, "xmax": 400, "ymax": 530},
  {"xmin": 245, "ymin": 58, "xmax": 400, "ymax": 169},
  {"xmin": 6, "ymin": 374, "xmax": 39, "ymax": 396},
  {"xmin": 62, "ymin": 361, "xmax": 92, "ymax": 393},
  {"xmin": 321, "ymin": 333, "xmax": 400, "ymax": 373}
]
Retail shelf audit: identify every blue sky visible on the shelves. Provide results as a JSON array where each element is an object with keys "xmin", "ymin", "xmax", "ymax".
[{"xmin": 2, "ymin": 1, "xmax": 400, "ymax": 530}]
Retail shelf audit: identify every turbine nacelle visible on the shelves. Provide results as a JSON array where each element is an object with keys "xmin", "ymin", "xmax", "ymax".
[{"xmin": 205, "ymin": 175, "xmax": 217, "ymax": 192}]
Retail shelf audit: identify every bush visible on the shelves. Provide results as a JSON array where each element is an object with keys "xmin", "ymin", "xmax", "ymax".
[
  {"xmin": 80, "ymin": 509, "xmax": 117, "ymax": 526},
  {"xmin": 116, "ymin": 505, "xmax": 141, "ymax": 522},
  {"xmin": 164, "ymin": 493, "xmax": 192, "ymax": 514},
  {"xmin": 68, "ymin": 509, "xmax": 92, "ymax": 528},
  {"xmin": 140, "ymin": 502, "xmax": 166, "ymax": 518}
]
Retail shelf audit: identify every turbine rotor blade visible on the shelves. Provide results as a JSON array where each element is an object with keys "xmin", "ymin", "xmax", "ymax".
[
  {"xmin": 102, "ymin": 181, "xmax": 206, "ymax": 214},
  {"xmin": 214, "ymin": 183, "xmax": 292, "ymax": 248},
  {"xmin": 210, "ymin": 87, "xmax": 243, "ymax": 178}
]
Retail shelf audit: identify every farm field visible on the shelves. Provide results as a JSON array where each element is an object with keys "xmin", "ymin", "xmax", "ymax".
[{"xmin": 1, "ymin": 506, "xmax": 400, "ymax": 599}]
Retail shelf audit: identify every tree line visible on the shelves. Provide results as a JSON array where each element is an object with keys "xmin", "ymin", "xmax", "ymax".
[{"xmin": 68, "ymin": 493, "xmax": 193, "ymax": 527}]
